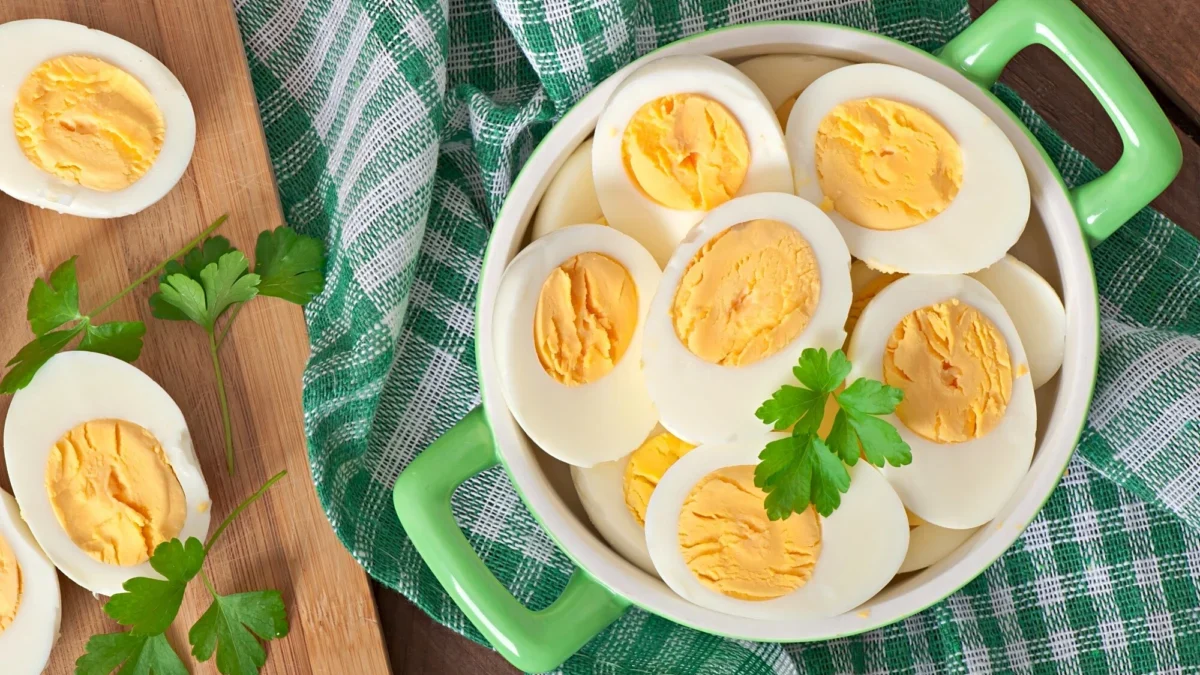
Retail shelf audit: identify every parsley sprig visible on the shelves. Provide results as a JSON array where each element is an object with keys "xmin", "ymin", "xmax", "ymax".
[
  {"xmin": 76, "ymin": 471, "xmax": 289, "ymax": 675},
  {"xmin": 1, "ymin": 216, "xmax": 327, "ymax": 476},
  {"xmin": 150, "ymin": 226, "xmax": 325, "ymax": 475},
  {"xmin": 754, "ymin": 348, "xmax": 912, "ymax": 519}
]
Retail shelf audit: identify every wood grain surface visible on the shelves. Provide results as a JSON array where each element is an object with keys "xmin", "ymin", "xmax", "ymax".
[
  {"xmin": 0, "ymin": 2, "xmax": 389, "ymax": 673},
  {"xmin": 374, "ymin": 3, "xmax": 1200, "ymax": 673}
]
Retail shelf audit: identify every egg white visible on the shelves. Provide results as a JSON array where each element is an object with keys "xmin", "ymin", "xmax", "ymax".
[
  {"xmin": 571, "ymin": 455, "xmax": 657, "ymax": 576},
  {"xmin": 593, "ymin": 54, "xmax": 794, "ymax": 265},
  {"xmin": 847, "ymin": 274, "xmax": 1036, "ymax": 529},
  {"xmin": 734, "ymin": 54, "xmax": 852, "ymax": 115},
  {"xmin": 531, "ymin": 138, "xmax": 604, "ymax": 241},
  {"xmin": 641, "ymin": 192, "xmax": 851, "ymax": 445},
  {"xmin": 900, "ymin": 520, "xmax": 980, "ymax": 574},
  {"xmin": 0, "ymin": 489, "xmax": 60, "ymax": 675},
  {"xmin": 786, "ymin": 63, "xmax": 1029, "ymax": 274},
  {"xmin": 4, "ymin": 351, "xmax": 211, "ymax": 596},
  {"xmin": 494, "ymin": 225, "xmax": 660, "ymax": 467},
  {"xmin": 0, "ymin": 19, "xmax": 196, "ymax": 218},
  {"xmin": 972, "ymin": 255, "xmax": 1066, "ymax": 389},
  {"xmin": 643, "ymin": 435, "xmax": 909, "ymax": 620}
]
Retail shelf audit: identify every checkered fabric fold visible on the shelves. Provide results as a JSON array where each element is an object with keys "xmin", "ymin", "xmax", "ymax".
[{"xmin": 234, "ymin": 0, "xmax": 1200, "ymax": 671}]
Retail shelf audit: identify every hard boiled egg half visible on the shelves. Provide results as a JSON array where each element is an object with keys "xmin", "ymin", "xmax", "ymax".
[
  {"xmin": 641, "ymin": 192, "xmax": 852, "ymax": 445},
  {"xmin": 972, "ymin": 255, "xmax": 1066, "ymax": 389},
  {"xmin": 847, "ymin": 274, "xmax": 1036, "ymax": 529},
  {"xmin": 644, "ymin": 435, "xmax": 908, "ymax": 619},
  {"xmin": 5, "ymin": 351, "xmax": 211, "ymax": 596},
  {"xmin": 786, "ymin": 63, "xmax": 1029, "ymax": 274},
  {"xmin": 494, "ymin": 225, "xmax": 661, "ymax": 467},
  {"xmin": 0, "ymin": 19, "xmax": 195, "ymax": 217},
  {"xmin": 0, "ymin": 489, "xmax": 60, "ymax": 675},
  {"xmin": 900, "ymin": 511, "xmax": 980, "ymax": 574},
  {"xmin": 593, "ymin": 55, "xmax": 793, "ymax": 265}
]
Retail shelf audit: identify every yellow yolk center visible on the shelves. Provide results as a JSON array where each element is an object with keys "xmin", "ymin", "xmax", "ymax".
[
  {"xmin": 678, "ymin": 466, "xmax": 821, "ymax": 601},
  {"xmin": 534, "ymin": 252, "xmax": 638, "ymax": 386},
  {"xmin": 622, "ymin": 94, "xmax": 749, "ymax": 211},
  {"xmin": 0, "ymin": 532, "xmax": 20, "ymax": 634},
  {"xmin": 775, "ymin": 92, "xmax": 801, "ymax": 128},
  {"xmin": 14, "ymin": 55, "xmax": 165, "ymax": 192},
  {"xmin": 883, "ymin": 301, "xmax": 1013, "ymax": 443},
  {"xmin": 815, "ymin": 98, "xmax": 963, "ymax": 231},
  {"xmin": 622, "ymin": 431, "xmax": 696, "ymax": 526},
  {"xmin": 45, "ymin": 419, "xmax": 186, "ymax": 566},
  {"xmin": 845, "ymin": 271, "xmax": 904, "ymax": 335},
  {"xmin": 672, "ymin": 219, "xmax": 820, "ymax": 366}
]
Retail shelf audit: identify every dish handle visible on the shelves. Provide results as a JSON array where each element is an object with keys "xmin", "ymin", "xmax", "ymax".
[
  {"xmin": 938, "ymin": 0, "xmax": 1181, "ymax": 245},
  {"xmin": 392, "ymin": 406, "xmax": 629, "ymax": 672}
]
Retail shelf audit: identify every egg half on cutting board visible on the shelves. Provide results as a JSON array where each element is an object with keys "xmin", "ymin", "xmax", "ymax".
[
  {"xmin": 643, "ymin": 434, "xmax": 909, "ymax": 620},
  {"xmin": 0, "ymin": 489, "xmax": 60, "ymax": 675},
  {"xmin": 0, "ymin": 19, "xmax": 195, "ymax": 217},
  {"xmin": 5, "ymin": 351, "xmax": 211, "ymax": 596}
]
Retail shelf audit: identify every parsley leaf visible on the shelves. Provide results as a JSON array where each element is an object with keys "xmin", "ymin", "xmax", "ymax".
[
  {"xmin": 190, "ymin": 590, "xmax": 289, "ymax": 675},
  {"xmin": 151, "ymin": 252, "xmax": 259, "ymax": 330},
  {"xmin": 792, "ymin": 347, "xmax": 851, "ymax": 394},
  {"xmin": 754, "ymin": 348, "xmax": 908, "ymax": 519},
  {"xmin": 754, "ymin": 433, "xmax": 850, "ymax": 519},
  {"xmin": 79, "ymin": 321, "xmax": 146, "ymax": 362},
  {"xmin": 76, "ymin": 632, "xmax": 187, "ymax": 675},
  {"xmin": 104, "ymin": 538, "xmax": 205, "ymax": 635},
  {"xmin": 28, "ymin": 256, "xmax": 81, "ymax": 335},
  {"xmin": 1, "ymin": 326, "xmax": 84, "ymax": 394},
  {"xmin": 755, "ymin": 385, "xmax": 826, "ymax": 434},
  {"xmin": 254, "ymin": 227, "xmax": 325, "ymax": 304}
]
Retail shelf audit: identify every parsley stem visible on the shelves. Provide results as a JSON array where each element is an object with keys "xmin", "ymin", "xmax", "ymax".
[
  {"xmin": 214, "ymin": 303, "xmax": 244, "ymax": 349},
  {"xmin": 87, "ymin": 214, "xmax": 228, "ymax": 320},
  {"xmin": 200, "ymin": 569, "xmax": 218, "ymax": 599},
  {"xmin": 208, "ymin": 330, "xmax": 235, "ymax": 475},
  {"xmin": 204, "ymin": 469, "xmax": 287, "ymax": 556}
]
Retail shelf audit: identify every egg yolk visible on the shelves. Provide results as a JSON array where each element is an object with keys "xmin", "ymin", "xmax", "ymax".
[
  {"xmin": 815, "ymin": 98, "xmax": 962, "ymax": 231},
  {"xmin": 678, "ymin": 465, "xmax": 821, "ymax": 601},
  {"xmin": 672, "ymin": 219, "xmax": 820, "ymax": 366},
  {"xmin": 534, "ymin": 252, "xmax": 638, "ymax": 386},
  {"xmin": 775, "ymin": 92, "xmax": 801, "ymax": 128},
  {"xmin": 622, "ymin": 94, "xmax": 749, "ymax": 211},
  {"xmin": 623, "ymin": 431, "xmax": 696, "ymax": 526},
  {"xmin": 14, "ymin": 55, "xmax": 165, "ymax": 192},
  {"xmin": 845, "ymin": 271, "xmax": 904, "ymax": 335},
  {"xmin": 883, "ymin": 300, "xmax": 1013, "ymax": 443},
  {"xmin": 0, "ymin": 532, "xmax": 20, "ymax": 634},
  {"xmin": 906, "ymin": 508, "xmax": 925, "ymax": 529},
  {"xmin": 45, "ymin": 419, "xmax": 186, "ymax": 566}
]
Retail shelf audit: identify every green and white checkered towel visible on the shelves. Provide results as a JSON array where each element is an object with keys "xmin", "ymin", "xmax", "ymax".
[{"xmin": 234, "ymin": 0, "xmax": 1200, "ymax": 671}]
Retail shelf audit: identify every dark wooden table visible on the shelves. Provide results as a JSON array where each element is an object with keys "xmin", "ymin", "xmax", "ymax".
[{"xmin": 373, "ymin": 1, "xmax": 1200, "ymax": 672}]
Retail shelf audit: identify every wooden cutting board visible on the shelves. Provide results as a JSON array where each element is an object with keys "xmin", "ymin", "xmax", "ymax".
[{"xmin": 0, "ymin": 1, "xmax": 390, "ymax": 673}]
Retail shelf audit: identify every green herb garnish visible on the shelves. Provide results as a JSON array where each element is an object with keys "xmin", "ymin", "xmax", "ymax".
[
  {"xmin": 754, "ymin": 348, "xmax": 911, "ymax": 519},
  {"xmin": 150, "ymin": 226, "xmax": 326, "ymax": 475},
  {"xmin": 76, "ymin": 471, "xmax": 289, "ymax": 675}
]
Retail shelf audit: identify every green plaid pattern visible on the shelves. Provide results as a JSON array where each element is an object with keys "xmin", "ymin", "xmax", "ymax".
[{"xmin": 233, "ymin": 0, "xmax": 1200, "ymax": 671}]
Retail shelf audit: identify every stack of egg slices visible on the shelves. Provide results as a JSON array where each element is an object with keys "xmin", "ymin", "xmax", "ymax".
[{"xmin": 495, "ymin": 53, "xmax": 1067, "ymax": 620}]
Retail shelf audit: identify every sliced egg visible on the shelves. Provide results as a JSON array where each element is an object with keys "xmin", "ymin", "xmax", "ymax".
[
  {"xmin": 847, "ymin": 274, "xmax": 1036, "ymax": 529},
  {"xmin": 571, "ymin": 427, "xmax": 695, "ymax": 575},
  {"xmin": 0, "ymin": 19, "xmax": 195, "ymax": 218},
  {"xmin": 0, "ymin": 489, "xmax": 60, "ymax": 675},
  {"xmin": 5, "ymin": 351, "xmax": 211, "ymax": 596},
  {"xmin": 593, "ymin": 54, "xmax": 793, "ymax": 265},
  {"xmin": 644, "ymin": 435, "xmax": 908, "ymax": 619},
  {"xmin": 972, "ymin": 255, "xmax": 1066, "ymax": 389},
  {"xmin": 641, "ymin": 192, "xmax": 851, "ymax": 444},
  {"xmin": 734, "ymin": 54, "xmax": 852, "ymax": 126},
  {"xmin": 786, "ymin": 63, "xmax": 1029, "ymax": 273},
  {"xmin": 494, "ymin": 225, "xmax": 661, "ymax": 467},
  {"xmin": 531, "ymin": 138, "xmax": 604, "ymax": 241},
  {"xmin": 900, "ymin": 514, "xmax": 980, "ymax": 574}
]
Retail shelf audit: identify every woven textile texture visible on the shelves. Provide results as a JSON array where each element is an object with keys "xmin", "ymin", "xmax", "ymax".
[{"xmin": 233, "ymin": 0, "xmax": 1200, "ymax": 672}]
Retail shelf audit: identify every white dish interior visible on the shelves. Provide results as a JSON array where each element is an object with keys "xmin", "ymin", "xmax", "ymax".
[{"xmin": 477, "ymin": 24, "xmax": 1097, "ymax": 641}]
